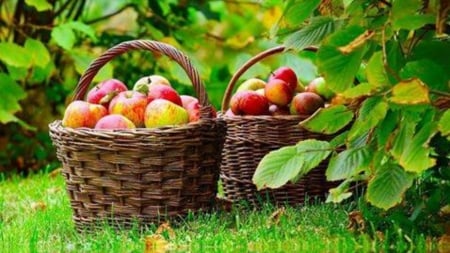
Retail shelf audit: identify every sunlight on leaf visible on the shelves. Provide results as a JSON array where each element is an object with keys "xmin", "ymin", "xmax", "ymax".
[
  {"xmin": 25, "ymin": 38, "xmax": 51, "ymax": 68},
  {"xmin": 51, "ymin": 24, "xmax": 76, "ymax": 50},
  {"xmin": 144, "ymin": 235, "xmax": 170, "ymax": 253},
  {"xmin": 390, "ymin": 79, "xmax": 430, "ymax": 105},
  {"xmin": 438, "ymin": 110, "xmax": 450, "ymax": 137},
  {"xmin": 300, "ymin": 105, "xmax": 353, "ymax": 134},
  {"xmin": 284, "ymin": 16, "xmax": 336, "ymax": 51},
  {"xmin": 366, "ymin": 52, "xmax": 390, "ymax": 88},
  {"xmin": 326, "ymin": 147, "xmax": 371, "ymax": 181},
  {"xmin": 0, "ymin": 43, "xmax": 32, "ymax": 68},
  {"xmin": 25, "ymin": 0, "xmax": 52, "ymax": 12},
  {"xmin": 341, "ymin": 83, "xmax": 376, "ymax": 99}
]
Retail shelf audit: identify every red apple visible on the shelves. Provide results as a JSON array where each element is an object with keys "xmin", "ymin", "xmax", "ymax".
[
  {"xmin": 146, "ymin": 84, "xmax": 182, "ymax": 106},
  {"xmin": 183, "ymin": 100, "xmax": 217, "ymax": 122},
  {"xmin": 269, "ymin": 104, "xmax": 290, "ymax": 116},
  {"xmin": 290, "ymin": 92, "xmax": 324, "ymax": 115},
  {"xmin": 224, "ymin": 108, "xmax": 235, "ymax": 117},
  {"xmin": 62, "ymin": 100, "xmax": 107, "ymax": 128},
  {"xmin": 180, "ymin": 95, "xmax": 198, "ymax": 108},
  {"xmin": 264, "ymin": 79, "xmax": 293, "ymax": 106},
  {"xmin": 269, "ymin": 67, "xmax": 298, "ymax": 92},
  {"xmin": 109, "ymin": 91, "xmax": 147, "ymax": 127},
  {"xmin": 144, "ymin": 99, "xmax": 189, "ymax": 128},
  {"xmin": 230, "ymin": 91, "xmax": 269, "ymax": 116},
  {"xmin": 94, "ymin": 114, "xmax": 136, "ymax": 129},
  {"xmin": 86, "ymin": 79, "xmax": 128, "ymax": 107}
]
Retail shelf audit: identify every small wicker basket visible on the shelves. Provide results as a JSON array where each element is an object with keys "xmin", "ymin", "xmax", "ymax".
[
  {"xmin": 49, "ymin": 40, "xmax": 225, "ymax": 231},
  {"xmin": 219, "ymin": 45, "xmax": 337, "ymax": 206}
]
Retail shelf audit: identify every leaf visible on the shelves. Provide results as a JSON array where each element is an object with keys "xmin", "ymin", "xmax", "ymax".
[
  {"xmin": 0, "ymin": 73, "xmax": 27, "ymax": 124},
  {"xmin": 229, "ymin": 53, "xmax": 271, "ymax": 81},
  {"xmin": 25, "ymin": 0, "xmax": 52, "ymax": 12},
  {"xmin": 24, "ymin": 38, "xmax": 51, "ymax": 68},
  {"xmin": 326, "ymin": 147, "xmax": 371, "ymax": 181},
  {"xmin": 144, "ymin": 234, "xmax": 170, "ymax": 253},
  {"xmin": 389, "ymin": 78, "xmax": 430, "ymax": 105},
  {"xmin": 341, "ymin": 82, "xmax": 376, "ymax": 99},
  {"xmin": 348, "ymin": 96, "xmax": 388, "ymax": 142},
  {"xmin": 400, "ymin": 60, "xmax": 448, "ymax": 92},
  {"xmin": 391, "ymin": 0, "xmax": 428, "ymax": 30},
  {"xmin": 439, "ymin": 110, "xmax": 450, "ymax": 136},
  {"xmin": 0, "ymin": 42, "xmax": 32, "ymax": 68},
  {"xmin": 283, "ymin": 0, "xmax": 321, "ymax": 26},
  {"xmin": 253, "ymin": 140, "xmax": 331, "ymax": 190},
  {"xmin": 391, "ymin": 120, "xmax": 437, "ymax": 173},
  {"xmin": 366, "ymin": 163, "xmax": 414, "ymax": 210},
  {"xmin": 299, "ymin": 105, "xmax": 354, "ymax": 134},
  {"xmin": 67, "ymin": 21, "xmax": 97, "ymax": 42},
  {"xmin": 338, "ymin": 30, "xmax": 375, "ymax": 54},
  {"xmin": 366, "ymin": 51, "xmax": 390, "ymax": 88},
  {"xmin": 51, "ymin": 24, "xmax": 76, "ymax": 50},
  {"xmin": 70, "ymin": 50, "xmax": 114, "ymax": 83},
  {"xmin": 326, "ymin": 187, "xmax": 353, "ymax": 203},
  {"xmin": 329, "ymin": 130, "xmax": 349, "ymax": 148},
  {"xmin": 376, "ymin": 109, "xmax": 399, "ymax": 147},
  {"xmin": 317, "ymin": 25, "xmax": 366, "ymax": 93},
  {"xmin": 284, "ymin": 16, "xmax": 337, "ymax": 51}
]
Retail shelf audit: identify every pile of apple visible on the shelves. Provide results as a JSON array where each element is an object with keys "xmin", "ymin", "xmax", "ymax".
[
  {"xmin": 226, "ymin": 66, "xmax": 334, "ymax": 116},
  {"xmin": 62, "ymin": 75, "xmax": 210, "ymax": 130}
]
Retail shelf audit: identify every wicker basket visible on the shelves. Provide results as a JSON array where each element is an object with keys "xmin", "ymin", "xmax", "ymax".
[
  {"xmin": 49, "ymin": 40, "xmax": 226, "ymax": 231},
  {"xmin": 219, "ymin": 45, "xmax": 337, "ymax": 206}
]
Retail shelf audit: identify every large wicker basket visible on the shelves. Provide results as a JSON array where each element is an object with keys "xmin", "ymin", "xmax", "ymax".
[
  {"xmin": 219, "ymin": 45, "xmax": 337, "ymax": 206},
  {"xmin": 49, "ymin": 40, "xmax": 226, "ymax": 231}
]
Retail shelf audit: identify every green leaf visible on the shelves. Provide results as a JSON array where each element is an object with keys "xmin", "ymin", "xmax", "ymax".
[
  {"xmin": 326, "ymin": 147, "xmax": 371, "ymax": 181},
  {"xmin": 25, "ymin": 0, "xmax": 52, "ymax": 12},
  {"xmin": 0, "ymin": 43, "xmax": 32, "ymax": 68},
  {"xmin": 366, "ymin": 51, "xmax": 390, "ymax": 88},
  {"xmin": 51, "ymin": 24, "xmax": 76, "ymax": 50},
  {"xmin": 389, "ymin": 78, "xmax": 430, "ymax": 105},
  {"xmin": 317, "ymin": 25, "xmax": 366, "ymax": 93},
  {"xmin": 70, "ymin": 50, "xmax": 113, "ymax": 83},
  {"xmin": 341, "ymin": 82, "xmax": 376, "ymax": 99},
  {"xmin": 285, "ymin": 16, "xmax": 337, "ymax": 51},
  {"xmin": 229, "ymin": 53, "xmax": 271, "ymax": 81},
  {"xmin": 326, "ymin": 180, "xmax": 353, "ymax": 203},
  {"xmin": 329, "ymin": 130, "xmax": 349, "ymax": 148},
  {"xmin": 283, "ymin": 0, "xmax": 321, "ymax": 26},
  {"xmin": 6, "ymin": 66, "xmax": 28, "ymax": 80},
  {"xmin": 376, "ymin": 109, "xmax": 399, "ymax": 147},
  {"xmin": 391, "ymin": 119, "xmax": 437, "ymax": 173},
  {"xmin": 24, "ymin": 38, "xmax": 51, "ymax": 68},
  {"xmin": 0, "ymin": 73, "xmax": 27, "ymax": 124},
  {"xmin": 393, "ymin": 14, "xmax": 435, "ymax": 31},
  {"xmin": 391, "ymin": 0, "xmax": 426, "ymax": 30},
  {"xmin": 253, "ymin": 140, "xmax": 331, "ymax": 190},
  {"xmin": 439, "ymin": 110, "xmax": 450, "ymax": 136},
  {"xmin": 367, "ymin": 163, "xmax": 414, "ymax": 210},
  {"xmin": 400, "ymin": 60, "xmax": 448, "ymax": 92},
  {"xmin": 67, "ymin": 21, "xmax": 97, "ymax": 42},
  {"xmin": 299, "ymin": 105, "xmax": 354, "ymax": 134},
  {"xmin": 348, "ymin": 96, "xmax": 388, "ymax": 142}
]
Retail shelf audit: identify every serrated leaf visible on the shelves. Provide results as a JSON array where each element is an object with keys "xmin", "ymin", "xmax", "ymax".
[
  {"xmin": 367, "ymin": 163, "xmax": 414, "ymax": 210},
  {"xmin": 24, "ymin": 38, "xmax": 51, "ymax": 68},
  {"xmin": 366, "ymin": 51, "xmax": 390, "ymax": 88},
  {"xmin": 67, "ymin": 21, "xmax": 97, "ymax": 42},
  {"xmin": 253, "ymin": 140, "xmax": 331, "ymax": 190},
  {"xmin": 51, "ymin": 24, "xmax": 76, "ymax": 50},
  {"xmin": 390, "ymin": 0, "xmax": 423, "ymax": 30},
  {"xmin": 330, "ymin": 130, "xmax": 349, "ymax": 148},
  {"xmin": 0, "ymin": 43, "xmax": 32, "ymax": 68},
  {"xmin": 439, "ymin": 110, "xmax": 450, "ymax": 136},
  {"xmin": 0, "ymin": 73, "xmax": 27, "ymax": 124},
  {"xmin": 300, "ymin": 105, "xmax": 354, "ymax": 134},
  {"xmin": 376, "ymin": 109, "xmax": 399, "ymax": 147},
  {"xmin": 400, "ymin": 60, "xmax": 448, "ymax": 92},
  {"xmin": 391, "ymin": 119, "xmax": 437, "ymax": 173},
  {"xmin": 284, "ymin": 16, "xmax": 337, "ymax": 51},
  {"xmin": 341, "ymin": 82, "xmax": 376, "ymax": 99},
  {"xmin": 283, "ymin": 0, "xmax": 320, "ymax": 26},
  {"xmin": 348, "ymin": 96, "xmax": 388, "ymax": 141},
  {"xmin": 317, "ymin": 25, "xmax": 366, "ymax": 93},
  {"xmin": 327, "ymin": 147, "xmax": 371, "ymax": 181},
  {"xmin": 390, "ymin": 78, "xmax": 430, "ymax": 105},
  {"xmin": 25, "ymin": 0, "xmax": 52, "ymax": 12}
]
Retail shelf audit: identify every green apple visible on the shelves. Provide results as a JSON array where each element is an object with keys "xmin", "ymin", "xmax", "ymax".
[
  {"xmin": 236, "ymin": 78, "xmax": 266, "ymax": 92},
  {"xmin": 306, "ymin": 77, "xmax": 335, "ymax": 100},
  {"xmin": 144, "ymin": 99, "xmax": 189, "ymax": 128}
]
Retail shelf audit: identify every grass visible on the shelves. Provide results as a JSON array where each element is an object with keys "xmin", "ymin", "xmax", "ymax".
[{"xmin": 0, "ymin": 172, "xmax": 434, "ymax": 253}]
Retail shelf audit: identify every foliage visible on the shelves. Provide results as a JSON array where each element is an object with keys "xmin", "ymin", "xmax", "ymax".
[{"xmin": 253, "ymin": 0, "xmax": 449, "ymax": 234}]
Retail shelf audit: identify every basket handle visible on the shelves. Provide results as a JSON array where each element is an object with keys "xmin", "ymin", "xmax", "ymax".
[
  {"xmin": 73, "ymin": 40, "xmax": 213, "ymax": 119},
  {"xmin": 221, "ymin": 45, "xmax": 318, "ymax": 111}
]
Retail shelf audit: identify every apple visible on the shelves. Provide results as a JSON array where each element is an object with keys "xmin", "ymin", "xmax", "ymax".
[
  {"xmin": 255, "ymin": 88, "xmax": 265, "ymax": 96},
  {"xmin": 144, "ymin": 99, "xmax": 189, "ymax": 128},
  {"xmin": 290, "ymin": 92, "xmax": 324, "ymax": 115},
  {"xmin": 62, "ymin": 100, "xmax": 107, "ymax": 128},
  {"xmin": 146, "ymin": 84, "xmax": 182, "ymax": 106},
  {"xmin": 109, "ymin": 91, "xmax": 148, "ymax": 127},
  {"xmin": 183, "ymin": 101, "xmax": 217, "ymax": 122},
  {"xmin": 269, "ymin": 104, "xmax": 290, "ymax": 116},
  {"xmin": 86, "ymin": 79, "xmax": 128, "ymax": 107},
  {"xmin": 269, "ymin": 67, "xmax": 298, "ymax": 92},
  {"xmin": 180, "ymin": 95, "xmax": 198, "ymax": 108},
  {"xmin": 94, "ymin": 114, "xmax": 136, "ymax": 130},
  {"xmin": 264, "ymin": 79, "xmax": 293, "ymax": 106},
  {"xmin": 133, "ymin": 74, "xmax": 171, "ymax": 94},
  {"xmin": 230, "ymin": 91, "xmax": 269, "ymax": 116},
  {"xmin": 306, "ymin": 77, "xmax": 335, "ymax": 100},
  {"xmin": 224, "ymin": 109, "xmax": 235, "ymax": 117},
  {"xmin": 236, "ymin": 78, "xmax": 266, "ymax": 92}
]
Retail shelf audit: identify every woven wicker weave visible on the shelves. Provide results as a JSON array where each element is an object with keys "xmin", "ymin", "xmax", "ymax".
[
  {"xmin": 219, "ymin": 45, "xmax": 337, "ymax": 206},
  {"xmin": 49, "ymin": 40, "xmax": 225, "ymax": 231}
]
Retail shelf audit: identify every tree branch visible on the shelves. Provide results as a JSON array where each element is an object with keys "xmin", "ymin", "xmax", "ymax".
[{"xmin": 54, "ymin": 0, "xmax": 73, "ymax": 18}]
